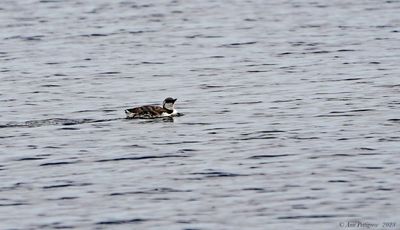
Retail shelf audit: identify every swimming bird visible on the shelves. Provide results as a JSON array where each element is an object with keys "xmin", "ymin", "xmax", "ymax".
[{"xmin": 125, "ymin": 97, "xmax": 178, "ymax": 119}]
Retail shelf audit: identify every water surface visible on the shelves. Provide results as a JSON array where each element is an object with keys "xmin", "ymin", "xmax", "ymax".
[{"xmin": 1, "ymin": 0, "xmax": 399, "ymax": 229}]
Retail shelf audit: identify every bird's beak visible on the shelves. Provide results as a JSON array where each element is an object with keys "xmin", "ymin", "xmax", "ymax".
[{"xmin": 173, "ymin": 98, "xmax": 177, "ymax": 102}]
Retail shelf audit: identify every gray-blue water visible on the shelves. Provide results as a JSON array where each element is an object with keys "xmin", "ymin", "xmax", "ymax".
[{"xmin": 1, "ymin": 0, "xmax": 400, "ymax": 229}]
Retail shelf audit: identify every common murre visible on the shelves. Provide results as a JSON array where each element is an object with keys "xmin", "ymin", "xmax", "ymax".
[{"xmin": 125, "ymin": 97, "xmax": 178, "ymax": 119}]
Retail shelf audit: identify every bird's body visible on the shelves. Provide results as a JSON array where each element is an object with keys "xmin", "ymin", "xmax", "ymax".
[{"xmin": 125, "ymin": 97, "xmax": 178, "ymax": 119}]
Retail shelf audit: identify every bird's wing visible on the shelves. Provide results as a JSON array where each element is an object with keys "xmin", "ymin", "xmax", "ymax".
[{"xmin": 126, "ymin": 105, "xmax": 166, "ymax": 115}]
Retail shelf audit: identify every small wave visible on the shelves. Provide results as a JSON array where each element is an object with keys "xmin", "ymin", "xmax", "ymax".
[
  {"xmin": 96, "ymin": 155, "xmax": 188, "ymax": 162},
  {"xmin": 189, "ymin": 171, "xmax": 246, "ymax": 178},
  {"xmin": 17, "ymin": 157, "xmax": 45, "ymax": 161},
  {"xmin": 0, "ymin": 118, "xmax": 122, "ymax": 129},
  {"xmin": 220, "ymin": 41, "xmax": 257, "ymax": 47},
  {"xmin": 42, "ymin": 182, "xmax": 92, "ymax": 189},
  {"xmin": 0, "ymin": 202, "xmax": 29, "ymax": 207},
  {"xmin": 248, "ymin": 154, "xmax": 293, "ymax": 159},
  {"xmin": 277, "ymin": 214, "xmax": 352, "ymax": 219},
  {"xmin": 96, "ymin": 218, "xmax": 148, "ymax": 225},
  {"xmin": 40, "ymin": 161, "xmax": 81, "ymax": 167},
  {"xmin": 109, "ymin": 188, "xmax": 192, "ymax": 196}
]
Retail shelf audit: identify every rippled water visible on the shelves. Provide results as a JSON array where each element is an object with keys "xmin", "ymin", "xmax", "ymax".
[{"xmin": 1, "ymin": 0, "xmax": 400, "ymax": 229}]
